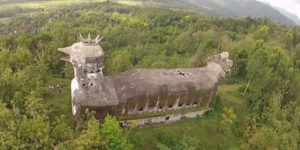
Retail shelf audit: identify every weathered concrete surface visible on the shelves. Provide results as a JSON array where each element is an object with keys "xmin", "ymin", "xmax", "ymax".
[
  {"xmin": 120, "ymin": 108, "xmax": 210, "ymax": 126},
  {"xmin": 109, "ymin": 67, "xmax": 219, "ymax": 114},
  {"xmin": 58, "ymin": 36, "xmax": 233, "ymax": 121}
]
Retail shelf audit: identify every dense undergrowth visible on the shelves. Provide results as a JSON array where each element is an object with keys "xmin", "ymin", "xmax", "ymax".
[{"xmin": 0, "ymin": 1, "xmax": 300, "ymax": 149}]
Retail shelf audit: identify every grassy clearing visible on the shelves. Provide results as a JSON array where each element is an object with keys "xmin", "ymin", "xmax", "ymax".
[
  {"xmin": 0, "ymin": 0, "xmax": 104, "ymax": 25},
  {"xmin": 115, "ymin": 0, "xmax": 144, "ymax": 6},
  {"xmin": 44, "ymin": 77, "xmax": 72, "ymax": 123},
  {"xmin": 130, "ymin": 114, "xmax": 239, "ymax": 150},
  {"xmin": 0, "ymin": 17, "xmax": 12, "ymax": 25},
  {"xmin": 0, "ymin": 0, "xmax": 103, "ymax": 10}
]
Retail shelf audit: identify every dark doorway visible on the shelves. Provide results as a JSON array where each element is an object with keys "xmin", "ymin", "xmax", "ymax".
[{"xmin": 165, "ymin": 116, "xmax": 170, "ymax": 120}]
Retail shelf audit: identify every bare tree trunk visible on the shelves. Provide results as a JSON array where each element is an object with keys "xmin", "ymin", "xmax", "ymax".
[{"xmin": 243, "ymin": 80, "xmax": 250, "ymax": 95}]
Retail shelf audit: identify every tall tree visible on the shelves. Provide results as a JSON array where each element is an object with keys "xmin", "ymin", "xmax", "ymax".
[{"xmin": 101, "ymin": 115, "xmax": 133, "ymax": 150}]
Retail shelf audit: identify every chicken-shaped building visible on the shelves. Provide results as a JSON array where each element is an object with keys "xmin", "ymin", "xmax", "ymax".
[{"xmin": 58, "ymin": 34, "xmax": 233, "ymax": 125}]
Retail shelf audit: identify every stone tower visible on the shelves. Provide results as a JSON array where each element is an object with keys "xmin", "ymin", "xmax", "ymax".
[{"xmin": 58, "ymin": 34, "xmax": 118, "ymax": 118}]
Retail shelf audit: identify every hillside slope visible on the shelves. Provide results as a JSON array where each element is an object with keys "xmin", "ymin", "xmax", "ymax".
[
  {"xmin": 275, "ymin": 6, "xmax": 300, "ymax": 25},
  {"xmin": 144, "ymin": 0, "xmax": 295, "ymax": 25}
]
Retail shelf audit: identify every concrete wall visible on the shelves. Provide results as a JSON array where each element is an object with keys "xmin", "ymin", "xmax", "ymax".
[{"xmin": 120, "ymin": 108, "xmax": 209, "ymax": 126}]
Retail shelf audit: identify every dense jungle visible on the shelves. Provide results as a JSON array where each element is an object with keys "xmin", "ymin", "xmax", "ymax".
[{"xmin": 0, "ymin": 0, "xmax": 300, "ymax": 149}]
